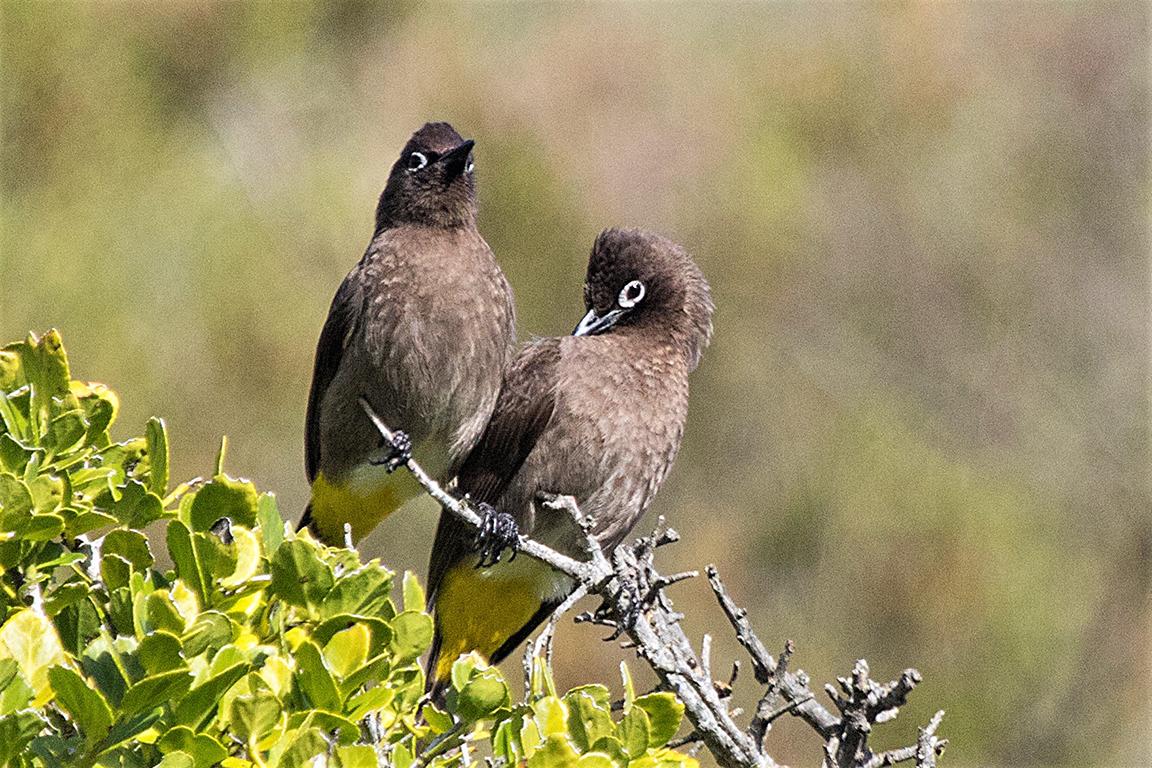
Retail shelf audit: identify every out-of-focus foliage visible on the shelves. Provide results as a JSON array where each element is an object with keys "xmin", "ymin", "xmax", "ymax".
[
  {"xmin": 0, "ymin": 332, "xmax": 696, "ymax": 768},
  {"xmin": 2, "ymin": 4, "xmax": 1147, "ymax": 766}
]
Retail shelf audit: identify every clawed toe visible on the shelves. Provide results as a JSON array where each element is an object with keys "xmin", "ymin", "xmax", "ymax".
[
  {"xmin": 473, "ymin": 502, "xmax": 520, "ymax": 567},
  {"xmin": 369, "ymin": 429, "xmax": 413, "ymax": 473}
]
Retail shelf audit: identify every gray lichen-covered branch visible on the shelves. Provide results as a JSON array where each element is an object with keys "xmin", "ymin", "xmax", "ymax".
[{"xmin": 360, "ymin": 398, "xmax": 948, "ymax": 768}]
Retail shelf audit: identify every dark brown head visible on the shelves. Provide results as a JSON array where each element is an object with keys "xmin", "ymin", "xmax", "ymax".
[
  {"xmin": 375, "ymin": 122, "xmax": 478, "ymax": 231},
  {"xmin": 575, "ymin": 228, "xmax": 714, "ymax": 370}
]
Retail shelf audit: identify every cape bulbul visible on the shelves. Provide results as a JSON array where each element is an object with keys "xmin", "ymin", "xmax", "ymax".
[
  {"xmin": 424, "ymin": 228, "xmax": 714, "ymax": 693},
  {"xmin": 301, "ymin": 122, "xmax": 516, "ymax": 545}
]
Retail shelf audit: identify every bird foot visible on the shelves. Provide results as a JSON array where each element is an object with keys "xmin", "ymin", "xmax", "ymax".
[
  {"xmin": 369, "ymin": 429, "xmax": 412, "ymax": 473},
  {"xmin": 473, "ymin": 502, "xmax": 519, "ymax": 567}
]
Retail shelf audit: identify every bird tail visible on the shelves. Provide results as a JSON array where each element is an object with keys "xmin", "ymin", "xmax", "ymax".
[
  {"xmin": 424, "ymin": 558, "xmax": 566, "ymax": 700},
  {"xmin": 297, "ymin": 501, "xmax": 314, "ymax": 533}
]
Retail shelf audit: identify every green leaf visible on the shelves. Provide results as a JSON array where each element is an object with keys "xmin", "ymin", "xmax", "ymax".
[
  {"xmin": 105, "ymin": 480, "xmax": 165, "ymax": 528},
  {"xmin": 314, "ymin": 614, "xmax": 391, "ymax": 657},
  {"xmin": 188, "ymin": 473, "xmax": 259, "ymax": 531},
  {"xmin": 256, "ymin": 493, "xmax": 283, "ymax": 554},
  {"xmin": 154, "ymin": 750, "xmax": 195, "ymax": 768},
  {"xmin": 391, "ymin": 740, "xmax": 414, "ymax": 768},
  {"xmin": 167, "ymin": 520, "xmax": 206, "ymax": 604},
  {"xmin": 616, "ymin": 707, "xmax": 650, "ymax": 757},
  {"xmin": 422, "ymin": 702, "xmax": 454, "ymax": 734},
  {"xmin": 101, "ymin": 706, "xmax": 164, "ymax": 751},
  {"xmin": 24, "ymin": 330, "xmax": 72, "ymax": 438},
  {"xmin": 269, "ymin": 538, "xmax": 334, "ymax": 609},
  {"xmin": 0, "ymin": 434, "xmax": 29, "ymax": 474},
  {"xmin": 337, "ymin": 744, "xmax": 379, "ymax": 768},
  {"xmin": 0, "ymin": 347, "xmax": 21, "ymax": 391},
  {"xmin": 323, "ymin": 623, "xmax": 370, "ymax": 679},
  {"xmin": 78, "ymin": 634, "xmax": 130, "ymax": 709},
  {"xmin": 139, "ymin": 631, "xmax": 184, "ymax": 676},
  {"xmin": 218, "ymin": 524, "xmax": 262, "ymax": 589},
  {"xmin": 575, "ymin": 753, "xmax": 618, "ymax": 768},
  {"xmin": 294, "ymin": 641, "xmax": 341, "ymax": 711},
  {"xmin": 402, "ymin": 570, "xmax": 425, "ymax": 612},
  {"xmin": 101, "ymin": 553, "xmax": 132, "ymax": 593},
  {"xmin": 533, "ymin": 696, "xmax": 569, "ymax": 737},
  {"xmin": 75, "ymin": 382, "xmax": 117, "ymax": 445},
  {"xmin": 589, "ymin": 736, "xmax": 628, "ymax": 766},
  {"xmin": 527, "ymin": 734, "xmax": 580, "ymax": 768},
  {"xmin": 455, "ymin": 666, "xmax": 510, "ymax": 721},
  {"xmin": 181, "ymin": 611, "xmax": 233, "ymax": 659},
  {"xmin": 566, "ymin": 686, "xmax": 614, "ymax": 750},
  {"xmin": 27, "ymin": 473, "xmax": 65, "ymax": 513},
  {"xmin": 344, "ymin": 683, "xmax": 394, "ymax": 721},
  {"xmin": 0, "ymin": 473, "xmax": 33, "ymax": 531},
  {"xmin": 119, "ymin": 668, "xmax": 193, "ymax": 717},
  {"xmin": 0, "ymin": 608, "xmax": 68, "ymax": 706},
  {"xmin": 0, "ymin": 659, "xmax": 33, "ymax": 715},
  {"xmin": 146, "ymin": 417, "xmax": 169, "ymax": 497},
  {"xmin": 65, "ymin": 510, "xmax": 117, "ymax": 537},
  {"xmin": 172, "ymin": 662, "xmax": 247, "ymax": 729},
  {"xmin": 47, "ymin": 666, "xmax": 113, "ymax": 744},
  {"xmin": 45, "ymin": 409, "xmax": 85, "ymax": 454},
  {"xmin": 136, "ymin": 590, "xmax": 187, "ymax": 636},
  {"xmin": 103, "ymin": 528, "xmax": 154, "ymax": 571},
  {"xmin": 322, "ymin": 564, "xmax": 394, "ymax": 619},
  {"xmin": 389, "ymin": 611, "xmax": 433, "ymax": 663},
  {"xmin": 277, "ymin": 726, "xmax": 328, "ymax": 768},
  {"xmin": 18, "ymin": 512, "xmax": 65, "ymax": 541},
  {"xmin": 159, "ymin": 726, "xmax": 229, "ymax": 768},
  {"xmin": 229, "ymin": 691, "xmax": 281, "ymax": 743},
  {"xmin": 0, "ymin": 710, "xmax": 47, "ymax": 767},
  {"xmin": 632, "ymin": 693, "xmax": 684, "ymax": 748}
]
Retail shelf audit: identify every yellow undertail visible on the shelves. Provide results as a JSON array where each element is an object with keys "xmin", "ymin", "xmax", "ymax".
[
  {"xmin": 309, "ymin": 469, "xmax": 423, "ymax": 545},
  {"xmin": 432, "ymin": 557, "xmax": 570, "ymax": 683}
]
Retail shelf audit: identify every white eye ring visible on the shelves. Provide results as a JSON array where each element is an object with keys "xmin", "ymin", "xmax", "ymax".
[
  {"xmin": 618, "ymin": 280, "xmax": 645, "ymax": 308},
  {"xmin": 407, "ymin": 152, "xmax": 428, "ymax": 172}
]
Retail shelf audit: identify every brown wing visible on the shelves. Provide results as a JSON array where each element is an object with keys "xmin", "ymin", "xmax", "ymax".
[
  {"xmin": 304, "ymin": 272, "xmax": 362, "ymax": 482},
  {"xmin": 426, "ymin": 338, "xmax": 562, "ymax": 602}
]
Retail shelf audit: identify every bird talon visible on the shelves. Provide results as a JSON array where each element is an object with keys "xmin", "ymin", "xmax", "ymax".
[
  {"xmin": 370, "ymin": 430, "xmax": 412, "ymax": 473},
  {"xmin": 472, "ymin": 502, "xmax": 519, "ymax": 567}
]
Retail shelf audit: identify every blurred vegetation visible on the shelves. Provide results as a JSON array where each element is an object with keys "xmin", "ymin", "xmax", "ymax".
[
  {"xmin": 0, "ymin": 330, "xmax": 697, "ymax": 768},
  {"xmin": 1, "ymin": 3, "xmax": 1147, "ymax": 766}
]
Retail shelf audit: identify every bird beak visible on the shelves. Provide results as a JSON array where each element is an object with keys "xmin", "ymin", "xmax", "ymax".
[
  {"xmin": 573, "ymin": 307, "xmax": 627, "ymax": 336},
  {"xmin": 440, "ymin": 139, "xmax": 475, "ymax": 178}
]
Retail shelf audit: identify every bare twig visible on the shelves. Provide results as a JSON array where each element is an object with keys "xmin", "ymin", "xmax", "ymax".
[{"xmin": 359, "ymin": 400, "xmax": 945, "ymax": 768}]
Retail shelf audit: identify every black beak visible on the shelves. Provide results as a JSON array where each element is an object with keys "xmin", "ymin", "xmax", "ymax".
[
  {"xmin": 573, "ymin": 307, "xmax": 627, "ymax": 336},
  {"xmin": 440, "ymin": 139, "xmax": 475, "ymax": 178}
]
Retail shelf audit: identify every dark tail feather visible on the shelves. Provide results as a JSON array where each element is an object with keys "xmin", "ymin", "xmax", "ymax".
[
  {"xmin": 424, "ymin": 625, "xmax": 450, "ymax": 706},
  {"xmin": 298, "ymin": 501, "xmax": 314, "ymax": 533}
]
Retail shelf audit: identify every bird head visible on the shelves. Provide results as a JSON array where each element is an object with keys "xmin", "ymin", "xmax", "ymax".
[
  {"xmin": 574, "ymin": 228, "xmax": 714, "ymax": 370},
  {"xmin": 375, "ymin": 122, "xmax": 478, "ymax": 230}
]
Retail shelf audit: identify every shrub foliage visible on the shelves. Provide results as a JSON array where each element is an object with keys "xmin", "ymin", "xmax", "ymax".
[{"xmin": 0, "ymin": 331, "xmax": 695, "ymax": 768}]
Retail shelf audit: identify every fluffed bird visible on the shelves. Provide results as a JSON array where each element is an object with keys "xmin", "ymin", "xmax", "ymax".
[
  {"xmin": 424, "ymin": 228, "xmax": 714, "ymax": 696},
  {"xmin": 301, "ymin": 122, "xmax": 516, "ymax": 546}
]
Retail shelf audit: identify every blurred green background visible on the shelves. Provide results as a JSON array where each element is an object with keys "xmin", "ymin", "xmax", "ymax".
[{"xmin": 2, "ymin": 2, "xmax": 1148, "ymax": 765}]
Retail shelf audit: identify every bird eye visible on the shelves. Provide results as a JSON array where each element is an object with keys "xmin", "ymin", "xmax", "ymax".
[
  {"xmin": 464, "ymin": 157, "xmax": 475, "ymax": 174},
  {"xmin": 407, "ymin": 152, "xmax": 428, "ymax": 172},
  {"xmin": 618, "ymin": 280, "xmax": 645, "ymax": 308}
]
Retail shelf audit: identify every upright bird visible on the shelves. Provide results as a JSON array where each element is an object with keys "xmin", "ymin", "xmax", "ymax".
[
  {"xmin": 425, "ymin": 228, "xmax": 714, "ymax": 694},
  {"xmin": 301, "ymin": 122, "xmax": 516, "ymax": 546}
]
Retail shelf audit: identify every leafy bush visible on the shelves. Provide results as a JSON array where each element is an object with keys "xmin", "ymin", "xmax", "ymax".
[{"xmin": 0, "ymin": 331, "xmax": 696, "ymax": 768}]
